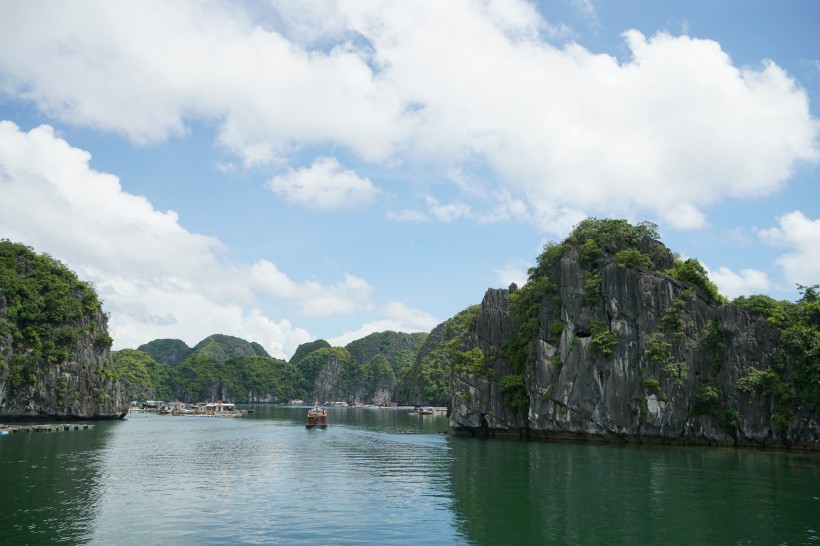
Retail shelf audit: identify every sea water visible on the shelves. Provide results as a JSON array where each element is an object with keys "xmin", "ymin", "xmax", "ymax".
[{"xmin": 1, "ymin": 406, "xmax": 817, "ymax": 545}]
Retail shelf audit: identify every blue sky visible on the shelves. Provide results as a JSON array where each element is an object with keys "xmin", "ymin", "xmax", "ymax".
[{"xmin": 0, "ymin": 1, "xmax": 818, "ymax": 359}]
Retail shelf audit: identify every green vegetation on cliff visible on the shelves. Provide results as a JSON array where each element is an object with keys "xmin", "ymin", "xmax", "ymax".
[
  {"xmin": 365, "ymin": 354, "xmax": 396, "ymax": 400},
  {"xmin": 112, "ymin": 349, "xmax": 175, "ymax": 401},
  {"xmin": 288, "ymin": 332, "xmax": 428, "ymax": 403},
  {"xmin": 501, "ymin": 218, "xmax": 713, "ymax": 417},
  {"xmin": 0, "ymin": 240, "xmax": 107, "ymax": 367},
  {"xmin": 137, "ymin": 338, "xmax": 192, "ymax": 366},
  {"xmin": 450, "ymin": 218, "xmax": 816, "ymax": 445},
  {"xmin": 508, "ymin": 220, "xmax": 669, "ymax": 364},
  {"xmin": 734, "ymin": 284, "xmax": 820, "ymax": 424},
  {"xmin": 499, "ymin": 220, "xmax": 657, "ymax": 414},
  {"xmin": 294, "ymin": 346, "xmax": 375, "ymax": 402},
  {"xmin": 191, "ymin": 334, "xmax": 268, "ymax": 362},
  {"xmin": 290, "ymin": 339, "xmax": 331, "ymax": 366},
  {"xmin": 666, "ymin": 258, "xmax": 726, "ymax": 305},
  {"xmin": 1, "ymin": 240, "xmax": 124, "ymax": 419},
  {"xmin": 174, "ymin": 352, "xmax": 296, "ymax": 403},
  {"xmin": 114, "ymin": 345, "xmax": 300, "ymax": 403},
  {"xmin": 345, "ymin": 330, "xmax": 427, "ymax": 377},
  {"xmin": 119, "ymin": 331, "xmax": 431, "ymax": 405},
  {"xmin": 397, "ymin": 305, "xmax": 479, "ymax": 406}
]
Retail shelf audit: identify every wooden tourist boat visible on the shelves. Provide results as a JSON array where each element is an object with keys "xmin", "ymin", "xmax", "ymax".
[{"xmin": 306, "ymin": 407, "xmax": 327, "ymax": 429}]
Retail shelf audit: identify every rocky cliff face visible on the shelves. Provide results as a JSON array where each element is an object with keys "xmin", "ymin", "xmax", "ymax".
[
  {"xmin": 0, "ymin": 312, "xmax": 126, "ymax": 420},
  {"xmin": 0, "ymin": 243, "xmax": 126, "ymax": 420},
  {"xmin": 314, "ymin": 351, "xmax": 361, "ymax": 402},
  {"xmin": 450, "ymin": 230, "xmax": 818, "ymax": 450},
  {"xmin": 296, "ymin": 347, "xmax": 368, "ymax": 403},
  {"xmin": 450, "ymin": 288, "xmax": 526, "ymax": 434},
  {"xmin": 292, "ymin": 332, "xmax": 427, "ymax": 404}
]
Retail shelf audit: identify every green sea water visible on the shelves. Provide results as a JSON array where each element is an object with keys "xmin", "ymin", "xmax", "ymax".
[{"xmin": 1, "ymin": 406, "xmax": 817, "ymax": 545}]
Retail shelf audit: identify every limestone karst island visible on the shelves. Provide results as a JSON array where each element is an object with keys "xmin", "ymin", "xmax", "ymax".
[{"xmin": 1, "ymin": 219, "xmax": 818, "ymax": 450}]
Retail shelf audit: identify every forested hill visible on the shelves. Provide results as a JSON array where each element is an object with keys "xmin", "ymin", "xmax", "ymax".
[
  {"xmin": 0, "ymin": 240, "xmax": 126, "ymax": 420},
  {"xmin": 115, "ymin": 330, "xmax": 429, "ymax": 404},
  {"xmin": 137, "ymin": 338, "xmax": 192, "ymax": 366},
  {"xmin": 117, "ymin": 334, "xmax": 296, "ymax": 403}
]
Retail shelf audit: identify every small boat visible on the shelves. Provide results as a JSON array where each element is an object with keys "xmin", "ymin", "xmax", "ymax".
[
  {"xmin": 306, "ymin": 407, "xmax": 327, "ymax": 429},
  {"xmin": 414, "ymin": 406, "xmax": 434, "ymax": 415}
]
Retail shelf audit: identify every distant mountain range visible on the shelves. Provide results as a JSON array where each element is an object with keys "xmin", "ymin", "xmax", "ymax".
[{"xmin": 112, "ymin": 330, "xmax": 432, "ymax": 405}]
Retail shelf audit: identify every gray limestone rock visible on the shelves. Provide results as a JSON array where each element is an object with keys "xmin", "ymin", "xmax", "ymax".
[
  {"xmin": 0, "ymin": 310, "xmax": 126, "ymax": 421},
  {"xmin": 449, "ymin": 250, "xmax": 818, "ymax": 450}
]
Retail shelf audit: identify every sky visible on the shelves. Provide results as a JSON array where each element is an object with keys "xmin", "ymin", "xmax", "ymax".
[{"xmin": 0, "ymin": 1, "xmax": 818, "ymax": 359}]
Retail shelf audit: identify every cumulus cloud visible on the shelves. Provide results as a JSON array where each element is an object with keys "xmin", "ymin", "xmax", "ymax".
[
  {"xmin": 387, "ymin": 188, "xmax": 529, "ymax": 225},
  {"xmin": 385, "ymin": 195, "xmax": 472, "ymax": 224},
  {"xmin": 708, "ymin": 267, "xmax": 771, "ymax": 300},
  {"xmin": 251, "ymin": 261, "xmax": 373, "ymax": 317},
  {"xmin": 0, "ymin": 1, "xmax": 817, "ymax": 230},
  {"xmin": 386, "ymin": 208, "xmax": 429, "ymax": 222},
  {"xmin": 0, "ymin": 122, "xmax": 227, "ymax": 285},
  {"xmin": 0, "ymin": 121, "xmax": 384, "ymax": 357},
  {"xmin": 424, "ymin": 195, "xmax": 472, "ymax": 223},
  {"xmin": 759, "ymin": 211, "xmax": 820, "ymax": 287},
  {"xmin": 327, "ymin": 302, "xmax": 439, "ymax": 347},
  {"xmin": 495, "ymin": 261, "xmax": 529, "ymax": 289},
  {"xmin": 267, "ymin": 157, "xmax": 381, "ymax": 211},
  {"xmin": 569, "ymin": 0, "xmax": 599, "ymax": 30}
]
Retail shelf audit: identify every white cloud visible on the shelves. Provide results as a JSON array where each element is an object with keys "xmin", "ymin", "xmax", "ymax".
[
  {"xmin": 327, "ymin": 301, "xmax": 439, "ymax": 347},
  {"xmin": 386, "ymin": 209, "xmax": 429, "ymax": 222},
  {"xmin": 495, "ymin": 261, "xmax": 529, "ymax": 289},
  {"xmin": 0, "ymin": 122, "xmax": 379, "ymax": 357},
  {"xmin": 0, "ymin": 122, "xmax": 227, "ymax": 284},
  {"xmin": 298, "ymin": 274, "xmax": 374, "ymax": 318},
  {"xmin": 267, "ymin": 157, "xmax": 381, "ymax": 211},
  {"xmin": 568, "ymin": 0, "xmax": 599, "ymax": 30},
  {"xmin": 444, "ymin": 170, "xmax": 532, "ymax": 224},
  {"xmin": 424, "ymin": 195, "xmax": 472, "ymax": 223},
  {"xmin": 0, "ymin": 2, "xmax": 817, "ymax": 229},
  {"xmin": 386, "ymin": 194, "xmax": 474, "ymax": 225},
  {"xmin": 660, "ymin": 201, "xmax": 708, "ymax": 230},
  {"xmin": 708, "ymin": 267, "xmax": 771, "ymax": 299},
  {"xmin": 387, "ymin": 187, "xmax": 531, "ymax": 226},
  {"xmin": 382, "ymin": 301, "xmax": 439, "ymax": 330},
  {"xmin": 214, "ymin": 162, "xmax": 236, "ymax": 174},
  {"xmin": 759, "ymin": 210, "xmax": 820, "ymax": 287}
]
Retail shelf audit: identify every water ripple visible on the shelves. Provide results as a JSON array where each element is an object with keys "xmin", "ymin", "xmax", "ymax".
[{"xmin": 2, "ymin": 407, "xmax": 818, "ymax": 545}]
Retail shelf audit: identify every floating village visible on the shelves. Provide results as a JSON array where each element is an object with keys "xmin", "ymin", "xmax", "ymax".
[
  {"xmin": 126, "ymin": 400, "xmax": 446, "ymax": 426},
  {"xmin": 0, "ymin": 402, "xmax": 444, "ymax": 436},
  {"xmin": 128, "ymin": 400, "xmax": 249, "ymax": 417}
]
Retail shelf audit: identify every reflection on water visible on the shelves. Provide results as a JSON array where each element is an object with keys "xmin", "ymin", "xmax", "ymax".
[
  {"xmin": 86, "ymin": 406, "xmax": 460, "ymax": 545},
  {"xmin": 449, "ymin": 437, "xmax": 820, "ymax": 544},
  {"xmin": 0, "ymin": 421, "xmax": 114, "ymax": 544},
  {"xmin": 1, "ymin": 406, "xmax": 818, "ymax": 545}
]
